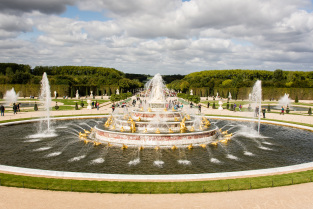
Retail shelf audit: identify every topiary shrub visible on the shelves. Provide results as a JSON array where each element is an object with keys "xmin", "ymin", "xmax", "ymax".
[
  {"xmin": 75, "ymin": 102, "xmax": 79, "ymax": 110},
  {"xmin": 295, "ymin": 95, "xmax": 299, "ymax": 103},
  {"xmin": 80, "ymin": 100, "xmax": 84, "ymax": 108},
  {"xmin": 308, "ymin": 107, "xmax": 312, "ymax": 115},
  {"xmin": 34, "ymin": 102, "xmax": 38, "ymax": 111},
  {"xmin": 226, "ymin": 101, "xmax": 229, "ymax": 109},
  {"xmin": 55, "ymin": 102, "xmax": 59, "ymax": 110},
  {"xmin": 230, "ymin": 104, "xmax": 234, "ymax": 111},
  {"xmin": 267, "ymin": 104, "xmax": 271, "ymax": 112},
  {"xmin": 213, "ymin": 102, "xmax": 216, "ymax": 109}
]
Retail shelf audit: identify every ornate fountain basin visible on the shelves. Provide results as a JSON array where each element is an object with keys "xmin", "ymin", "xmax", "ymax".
[{"xmin": 95, "ymin": 126, "xmax": 218, "ymax": 147}]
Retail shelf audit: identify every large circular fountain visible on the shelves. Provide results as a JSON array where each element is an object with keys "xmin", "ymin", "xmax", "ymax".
[
  {"xmin": 0, "ymin": 73, "xmax": 313, "ymax": 181},
  {"xmin": 93, "ymin": 73, "xmax": 218, "ymax": 148}
]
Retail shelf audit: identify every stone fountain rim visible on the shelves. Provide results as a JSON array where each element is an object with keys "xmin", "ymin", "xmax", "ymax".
[{"xmin": 0, "ymin": 115, "xmax": 312, "ymax": 181}]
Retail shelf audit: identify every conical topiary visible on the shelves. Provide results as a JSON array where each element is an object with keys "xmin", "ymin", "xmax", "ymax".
[
  {"xmin": 75, "ymin": 102, "xmax": 79, "ymax": 110},
  {"xmin": 308, "ymin": 107, "xmax": 312, "ymax": 115},
  {"xmin": 34, "ymin": 102, "xmax": 38, "ymax": 111}
]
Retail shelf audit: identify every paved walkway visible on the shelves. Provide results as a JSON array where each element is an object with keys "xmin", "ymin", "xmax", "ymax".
[{"xmin": 1, "ymin": 182, "xmax": 313, "ymax": 209}]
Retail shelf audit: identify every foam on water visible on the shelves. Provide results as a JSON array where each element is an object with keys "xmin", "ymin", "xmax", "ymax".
[
  {"xmin": 45, "ymin": 152, "xmax": 62, "ymax": 157},
  {"xmin": 27, "ymin": 132, "xmax": 57, "ymax": 139},
  {"xmin": 68, "ymin": 155, "xmax": 86, "ymax": 162},
  {"xmin": 33, "ymin": 147, "xmax": 52, "ymax": 152},
  {"xmin": 244, "ymin": 151, "xmax": 254, "ymax": 156},
  {"xmin": 226, "ymin": 154, "xmax": 239, "ymax": 160},
  {"xmin": 153, "ymin": 160, "xmax": 164, "ymax": 168},
  {"xmin": 262, "ymin": 141, "xmax": 273, "ymax": 145},
  {"xmin": 24, "ymin": 139, "xmax": 41, "ymax": 143},
  {"xmin": 90, "ymin": 158, "xmax": 105, "ymax": 164},
  {"xmin": 210, "ymin": 158, "xmax": 222, "ymax": 164},
  {"xmin": 128, "ymin": 158, "xmax": 140, "ymax": 166},
  {"xmin": 178, "ymin": 160, "xmax": 191, "ymax": 165},
  {"xmin": 259, "ymin": 146, "xmax": 273, "ymax": 151}
]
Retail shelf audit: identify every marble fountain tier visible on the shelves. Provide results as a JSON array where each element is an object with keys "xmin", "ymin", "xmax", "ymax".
[
  {"xmin": 91, "ymin": 73, "xmax": 219, "ymax": 148},
  {"xmin": 94, "ymin": 107, "xmax": 218, "ymax": 148}
]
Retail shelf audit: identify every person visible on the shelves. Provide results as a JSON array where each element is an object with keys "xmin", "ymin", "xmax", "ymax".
[
  {"xmin": 207, "ymin": 102, "xmax": 210, "ymax": 108},
  {"xmin": 280, "ymin": 106, "xmax": 284, "ymax": 115},
  {"xmin": 112, "ymin": 103, "xmax": 115, "ymax": 112},
  {"xmin": 239, "ymin": 104, "xmax": 242, "ymax": 112},
  {"xmin": 262, "ymin": 108, "xmax": 266, "ymax": 118},
  {"xmin": 96, "ymin": 102, "xmax": 99, "ymax": 110},
  {"xmin": 190, "ymin": 102, "xmax": 193, "ymax": 108},
  {"xmin": 254, "ymin": 106, "xmax": 259, "ymax": 117},
  {"xmin": 0, "ymin": 104, "xmax": 4, "ymax": 116},
  {"xmin": 198, "ymin": 104, "xmax": 202, "ymax": 113},
  {"xmin": 233, "ymin": 103, "xmax": 237, "ymax": 112},
  {"xmin": 13, "ymin": 103, "xmax": 17, "ymax": 114},
  {"xmin": 17, "ymin": 103, "xmax": 20, "ymax": 112}
]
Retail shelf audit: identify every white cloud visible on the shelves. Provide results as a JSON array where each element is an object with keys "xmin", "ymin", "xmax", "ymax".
[{"xmin": 0, "ymin": 0, "xmax": 313, "ymax": 74}]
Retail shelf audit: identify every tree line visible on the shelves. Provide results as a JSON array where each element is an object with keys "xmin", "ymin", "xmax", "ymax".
[{"xmin": 167, "ymin": 69, "xmax": 313, "ymax": 96}]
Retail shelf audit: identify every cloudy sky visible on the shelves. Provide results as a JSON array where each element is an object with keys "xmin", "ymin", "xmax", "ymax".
[{"xmin": 0, "ymin": 0, "xmax": 313, "ymax": 75}]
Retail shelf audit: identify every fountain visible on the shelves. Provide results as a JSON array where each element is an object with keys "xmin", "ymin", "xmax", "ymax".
[
  {"xmin": 279, "ymin": 93, "xmax": 291, "ymax": 108},
  {"xmin": 251, "ymin": 80, "xmax": 262, "ymax": 134},
  {"xmin": 37, "ymin": 72, "xmax": 53, "ymax": 135},
  {"xmin": 94, "ymin": 73, "xmax": 218, "ymax": 148},
  {"xmin": 0, "ymin": 75, "xmax": 313, "ymax": 179},
  {"xmin": 4, "ymin": 88, "xmax": 19, "ymax": 106}
]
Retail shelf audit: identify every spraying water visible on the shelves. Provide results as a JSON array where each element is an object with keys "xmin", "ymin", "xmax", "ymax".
[
  {"xmin": 145, "ymin": 73, "xmax": 167, "ymax": 103},
  {"xmin": 4, "ymin": 88, "xmax": 19, "ymax": 106},
  {"xmin": 278, "ymin": 93, "xmax": 291, "ymax": 108},
  {"xmin": 251, "ymin": 80, "xmax": 262, "ymax": 134},
  {"xmin": 40, "ymin": 72, "xmax": 52, "ymax": 133}
]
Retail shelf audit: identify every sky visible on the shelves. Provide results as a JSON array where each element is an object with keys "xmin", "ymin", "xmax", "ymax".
[{"xmin": 0, "ymin": 0, "xmax": 313, "ymax": 75}]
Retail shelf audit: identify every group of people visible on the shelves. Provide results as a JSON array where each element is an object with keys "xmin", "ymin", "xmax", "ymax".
[
  {"xmin": 0, "ymin": 103, "xmax": 20, "ymax": 116},
  {"xmin": 91, "ymin": 101, "xmax": 100, "ymax": 110}
]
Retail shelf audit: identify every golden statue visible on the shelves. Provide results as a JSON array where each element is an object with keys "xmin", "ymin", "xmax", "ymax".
[
  {"xmin": 111, "ymin": 125, "xmax": 116, "ymax": 130},
  {"xmin": 180, "ymin": 117, "xmax": 187, "ymax": 133},
  {"xmin": 186, "ymin": 115, "xmax": 191, "ymax": 120},
  {"xmin": 202, "ymin": 117, "xmax": 211, "ymax": 128},
  {"xmin": 171, "ymin": 145, "xmax": 177, "ymax": 150},
  {"xmin": 148, "ymin": 107, "xmax": 152, "ymax": 112},
  {"xmin": 143, "ymin": 128, "xmax": 148, "ymax": 133},
  {"xmin": 128, "ymin": 118, "xmax": 136, "ymax": 133},
  {"xmin": 155, "ymin": 128, "xmax": 161, "ymax": 134},
  {"xmin": 136, "ymin": 117, "xmax": 141, "ymax": 122},
  {"xmin": 187, "ymin": 144, "xmax": 193, "ymax": 150},
  {"xmin": 169, "ymin": 128, "xmax": 174, "ymax": 133},
  {"xmin": 190, "ymin": 126, "xmax": 195, "ymax": 132},
  {"xmin": 174, "ymin": 117, "xmax": 179, "ymax": 121},
  {"xmin": 104, "ymin": 116, "xmax": 113, "ymax": 127},
  {"xmin": 120, "ymin": 126, "xmax": 125, "ymax": 132}
]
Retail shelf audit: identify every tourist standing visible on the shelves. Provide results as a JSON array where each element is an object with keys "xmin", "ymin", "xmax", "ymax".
[
  {"xmin": 112, "ymin": 103, "xmax": 115, "ymax": 112},
  {"xmin": 198, "ymin": 104, "xmax": 202, "ymax": 113},
  {"xmin": 13, "ymin": 103, "xmax": 17, "ymax": 114},
  {"xmin": 207, "ymin": 102, "xmax": 210, "ymax": 108},
  {"xmin": 280, "ymin": 106, "xmax": 285, "ymax": 115},
  {"xmin": 96, "ymin": 102, "xmax": 99, "ymax": 110},
  {"xmin": 233, "ymin": 103, "xmax": 237, "ymax": 112},
  {"xmin": 239, "ymin": 104, "xmax": 242, "ymax": 112},
  {"xmin": 262, "ymin": 108, "xmax": 266, "ymax": 118},
  {"xmin": 0, "ymin": 105, "xmax": 4, "ymax": 116}
]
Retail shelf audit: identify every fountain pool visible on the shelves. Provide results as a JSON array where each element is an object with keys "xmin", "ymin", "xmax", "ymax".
[{"xmin": 0, "ymin": 117, "xmax": 312, "ymax": 177}]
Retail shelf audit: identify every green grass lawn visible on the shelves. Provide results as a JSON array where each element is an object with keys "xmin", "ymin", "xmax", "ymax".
[{"xmin": 52, "ymin": 99, "xmax": 109, "ymax": 106}]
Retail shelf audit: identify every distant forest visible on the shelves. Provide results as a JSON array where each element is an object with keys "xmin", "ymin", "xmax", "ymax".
[
  {"xmin": 0, "ymin": 63, "xmax": 184, "ymax": 97},
  {"xmin": 0, "ymin": 63, "xmax": 312, "ymax": 99}
]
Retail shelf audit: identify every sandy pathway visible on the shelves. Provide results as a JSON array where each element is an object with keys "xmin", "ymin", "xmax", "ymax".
[{"xmin": 1, "ymin": 183, "xmax": 313, "ymax": 209}]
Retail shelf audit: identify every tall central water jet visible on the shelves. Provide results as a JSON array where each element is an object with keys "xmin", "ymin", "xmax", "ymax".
[
  {"xmin": 39, "ymin": 72, "xmax": 52, "ymax": 133},
  {"xmin": 145, "ymin": 73, "xmax": 167, "ymax": 106},
  {"xmin": 251, "ymin": 80, "xmax": 262, "ymax": 134}
]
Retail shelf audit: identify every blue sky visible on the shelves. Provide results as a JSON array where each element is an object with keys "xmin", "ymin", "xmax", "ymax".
[{"xmin": 1, "ymin": 0, "xmax": 313, "ymax": 74}]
